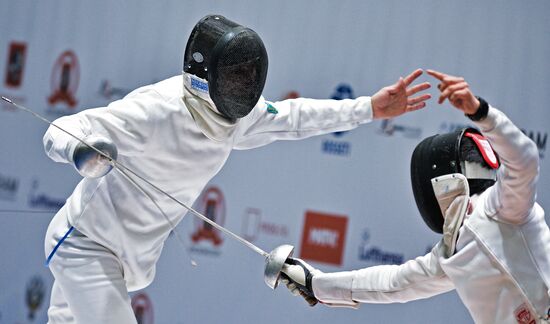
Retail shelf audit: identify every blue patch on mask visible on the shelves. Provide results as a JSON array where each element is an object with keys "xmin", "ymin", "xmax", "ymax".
[{"xmin": 191, "ymin": 78, "xmax": 209, "ymax": 93}]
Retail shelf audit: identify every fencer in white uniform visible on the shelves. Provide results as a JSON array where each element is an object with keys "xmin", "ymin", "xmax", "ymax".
[
  {"xmin": 281, "ymin": 70, "xmax": 550, "ymax": 324},
  {"xmin": 42, "ymin": 15, "xmax": 431, "ymax": 323}
]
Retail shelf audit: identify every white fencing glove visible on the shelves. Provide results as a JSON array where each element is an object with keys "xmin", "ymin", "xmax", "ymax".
[
  {"xmin": 72, "ymin": 135, "xmax": 118, "ymax": 178},
  {"xmin": 280, "ymin": 257, "xmax": 321, "ymax": 306}
]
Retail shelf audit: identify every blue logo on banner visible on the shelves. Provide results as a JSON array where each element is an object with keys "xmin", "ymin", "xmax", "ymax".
[
  {"xmin": 191, "ymin": 78, "xmax": 209, "ymax": 93},
  {"xmin": 28, "ymin": 179, "xmax": 65, "ymax": 210},
  {"xmin": 358, "ymin": 229, "xmax": 404, "ymax": 265},
  {"xmin": 0, "ymin": 173, "xmax": 18, "ymax": 201},
  {"xmin": 521, "ymin": 128, "xmax": 547, "ymax": 159},
  {"xmin": 322, "ymin": 139, "xmax": 351, "ymax": 156},
  {"xmin": 332, "ymin": 84, "xmax": 354, "ymax": 101},
  {"xmin": 322, "ymin": 83, "xmax": 354, "ymax": 156}
]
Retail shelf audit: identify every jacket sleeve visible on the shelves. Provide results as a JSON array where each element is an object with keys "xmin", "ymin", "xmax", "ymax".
[
  {"xmin": 312, "ymin": 247, "xmax": 454, "ymax": 306},
  {"xmin": 43, "ymin": 87, "xmax": 162, "ymax": 163},
  {"xmin": 232, "ymin": 96, "xmax": 373, "ymax": 150},
  {"xmin": 474, "ymin": 107, "xmax": 540, "ymax": 224}
]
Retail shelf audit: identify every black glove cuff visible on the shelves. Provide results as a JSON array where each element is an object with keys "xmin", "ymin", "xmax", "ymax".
[
  {"xmin": 466, "ymin": 96, "xmax": 489, "ymax": 121},
  {"xmin": 305, "ymin": 272, "xmax": 314, "ymax": 295}
]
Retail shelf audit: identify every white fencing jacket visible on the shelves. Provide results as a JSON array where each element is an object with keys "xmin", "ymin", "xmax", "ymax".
[
  {"xmin": 43, "ymin": 75, "xmax": 373, "ymax": 291},
  {"xmin": 313, "ymin": 107, "xmax": 550, "ymax": 324}
]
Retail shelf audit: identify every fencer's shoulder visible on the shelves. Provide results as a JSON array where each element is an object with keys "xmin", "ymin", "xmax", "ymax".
[
  {"xmin": 124, "ymin": 75, "xmax": 183, "ymax": 103},
  {"xmin": 149, "ymin": 75, "xmax": 184, "ymax": 101}
]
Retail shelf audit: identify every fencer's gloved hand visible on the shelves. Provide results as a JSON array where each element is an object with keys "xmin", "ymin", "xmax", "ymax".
[
  {"xmin": 280, "ymin": 257, "xmax": 321, "ymax": 306},
  {"xmin": 72, "ymin": 135, "xmax": 118, "ymax": 178}
]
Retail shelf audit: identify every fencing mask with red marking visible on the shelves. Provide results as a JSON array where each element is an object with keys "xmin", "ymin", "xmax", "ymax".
[{"xmin": 410, "ymin": 128, "xmax": 500, "ymax": 233}]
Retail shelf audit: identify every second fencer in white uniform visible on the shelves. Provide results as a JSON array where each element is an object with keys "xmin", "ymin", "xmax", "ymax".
[
  {"xmin": 42, "ymin": 15, "xmax": 431, "ymax": 323},
  {"xmin": 281, "ymin": 70, "xmax": 550, "ymax": 324}
]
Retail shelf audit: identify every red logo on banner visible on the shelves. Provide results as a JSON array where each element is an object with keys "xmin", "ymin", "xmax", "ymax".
[
  {"xmin": 191, "ymin": 186, "xmax": 225, "ymax": 246},
  {"xmin": 47, "ymin": 50, "xmax": 79, "ymax": 108},
  {"xmin": 299, "ymin": 210, "xmax": 348, "ymax": 266},
  {"xmin": 131, "ymin": 293, "xmax": 154, "ymax": 324},
  {"xmin": 282, "ymin": 91, "xmax": 300, "ymax": 100},
  {"xmin": 5, "ymin": 42, "xmax": 27, "ymax": 88}
]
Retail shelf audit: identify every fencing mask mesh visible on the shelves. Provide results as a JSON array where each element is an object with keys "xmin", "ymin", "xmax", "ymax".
[{"xmin": 184, "ymin": 15, "xmax": 268, "ymax": 120}]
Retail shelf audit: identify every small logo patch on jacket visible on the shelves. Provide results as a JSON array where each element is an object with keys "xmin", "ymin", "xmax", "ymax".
[
  {"xmin": 514, "ymin": 303, "xmax": 536, "ymax": 324},
  {"xmin": 266, "ymin": 102, "xmax": 278, "ymax": 114}
]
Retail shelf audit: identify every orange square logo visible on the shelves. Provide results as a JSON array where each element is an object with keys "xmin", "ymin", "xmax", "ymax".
[{"xmin": 299, "ymin": 211, "xmax": 348, "ymax": 266}]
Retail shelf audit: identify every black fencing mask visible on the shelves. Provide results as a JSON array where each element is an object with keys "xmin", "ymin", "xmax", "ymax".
[
  {"xmin": 410, "ymin": 128, "xmax": 500, "ymax": 233},
  {"xmin": 183, "ymin": 15, "xmax": 268, "ymax": 120}
]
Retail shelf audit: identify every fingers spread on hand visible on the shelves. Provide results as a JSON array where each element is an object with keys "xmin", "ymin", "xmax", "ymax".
[
  {"xmin": 406, "ymin": 82, "xmax": 431, "ymax": 96},
  {"xmin": 408, "ymin": 93, "xmax": 431, "ymax": 106},
  {"xmin": 438, "ymin": 82, "xmax": 468, "ymax": 104},
  {"xmin": 403, "ymin": 69, "xmax": 423, "ymax": 86},
  {"xmin": 406, "ymin": 101, "xmax": 426, "ymax": 112}
]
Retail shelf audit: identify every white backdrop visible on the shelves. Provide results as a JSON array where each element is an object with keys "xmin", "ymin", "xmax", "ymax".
[{"xmin": 0, "ymin": 1, "xmax": 549, "ymax": 323}]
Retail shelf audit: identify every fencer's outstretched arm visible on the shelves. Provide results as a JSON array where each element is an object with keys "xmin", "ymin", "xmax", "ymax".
[
  {"xmin": 281, "ymin": 247, "xmax": 454, "ymax": 307},
  {"xmin": 427, "ymin": 69, "xmax": 539, "ymax": 224},
  {"xmin": 233, "ymin": 69, "xmax": 430, "ymax": 149},
  {"xmin": 43, "ymin": 87, "xmax": 163, "ymax": 164}
]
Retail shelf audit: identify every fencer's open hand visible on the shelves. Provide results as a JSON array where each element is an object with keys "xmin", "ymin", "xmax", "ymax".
[
  {"xmin": 371, "ymin": 69, "xmax": 431, "ymax": 119},
  {"xmin": 72, "ymin": 135, "xmax": 118, "ymax": 178},
  {"xmin": 426, "ymin": 70, "xmax": 480, "ymax": 115},
  {"xmin": 280, "ymin": 258, "xmax": 320, "ymax": 306}
]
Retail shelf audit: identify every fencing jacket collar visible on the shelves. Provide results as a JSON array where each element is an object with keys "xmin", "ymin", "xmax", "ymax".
[{"xmin": 182, "ymin": 72, "xmax": 237, "ymax": 142}]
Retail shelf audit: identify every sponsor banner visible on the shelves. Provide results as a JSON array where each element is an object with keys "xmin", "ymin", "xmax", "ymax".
[
  {"xmin": 241, "ymin": 207, "xmax": 289, "ymax": 242},
  {"xmin": 299, "ymin": 210, "xmax": 348, "ymax": 266},
  {"xmin": 358, "ymin": 229, "xmax": 404, "ymax": 265},
  {"xmin": 321, "ymin": 84, "xmax": 354, "ymax": 157},
  {"xmin": 378, "ymin": 119, "xmax": 422, "ymax": 139},
  {"xmin": 5, "ymin": 42, "xmax": 27, "ymax": 88},
  {"xmin": 2, "ymin": 41, "xmax": 28, "ymax": 109},
  {"xmin": 521, "ymin": 128, "xmax": 547, "ymax": 159},
  {"xmin": 190, "ymin": 186, "xmax": 225, "ymax": 256},
  {"xmin": 25, "ymin": 275, "xmax": 46, "ymax": 321},
  {"xmin": 281, "ymin": 91, "xmax": 300, "ymax": 100},
  {"xmin": 47, "ymin": 50, "xmax": 80, "ymax": 114},
  {"xmin": 131, "ymin": 293, "xmax": 154, "ymax": 324},
  {"xmin": 98, "ymin": 80, "xmax": 132, "ymax": 100},
  {"xmin": 0, "ymin": 172, "xmax": 19, "ymax": 201},
  {"xmin": 27, "ymin": 179, "xmax": 65, "ymax": 210}
]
